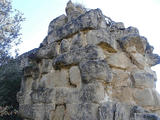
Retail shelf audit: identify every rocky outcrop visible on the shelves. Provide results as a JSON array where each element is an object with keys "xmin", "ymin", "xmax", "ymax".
[{"xmin": 17, "ymin": 1, "xmax": 160, "ymax": 120}]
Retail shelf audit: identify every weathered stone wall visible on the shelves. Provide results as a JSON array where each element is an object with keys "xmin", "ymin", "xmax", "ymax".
[{"xmin": 17, "ymin": 1, "xmax": 160, "ymax": 120}]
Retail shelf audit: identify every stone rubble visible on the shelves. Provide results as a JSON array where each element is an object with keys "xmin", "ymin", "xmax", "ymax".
[{"xmin": 17, "ymin": 1, "xmax": 160, "ymax": 120}]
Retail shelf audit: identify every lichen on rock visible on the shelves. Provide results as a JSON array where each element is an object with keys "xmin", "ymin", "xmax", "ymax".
[{"xmin": 17, "ymin": 1, "xmax": 160, "ymax": 120}]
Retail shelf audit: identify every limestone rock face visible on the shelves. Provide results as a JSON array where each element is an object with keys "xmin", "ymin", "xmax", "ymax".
[{"xmin": 17, "ymin": 1, "xmax": 160, "ymax": 120}]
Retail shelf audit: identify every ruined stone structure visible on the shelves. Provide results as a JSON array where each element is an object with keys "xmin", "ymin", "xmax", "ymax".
[{"xmin": 17, "ymin": 1, "xmax": 160, "ymax": 120}]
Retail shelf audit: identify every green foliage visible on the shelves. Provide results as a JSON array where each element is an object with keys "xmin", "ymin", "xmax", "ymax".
[
  {"xmin": 0, "ymin": 59, "xmax": 22, "ymax": 120},
  {"xmin": 0, "ymin": 0, "xmax": 24, "ymax": 65},
  {"xmin": 0, "ymin": 0, "xmax": 24, "ymax": 119}
]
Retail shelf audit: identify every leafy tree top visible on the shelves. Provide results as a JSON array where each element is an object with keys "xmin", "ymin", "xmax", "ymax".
[{"xmin": 0, "ymin": 0, "xmax": 24, "ymax": 65}]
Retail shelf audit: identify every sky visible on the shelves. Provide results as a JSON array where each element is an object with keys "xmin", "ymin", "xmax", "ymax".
[{"xmin": 13, "ymin": 0, "xmax": 160, "ymax": 92}]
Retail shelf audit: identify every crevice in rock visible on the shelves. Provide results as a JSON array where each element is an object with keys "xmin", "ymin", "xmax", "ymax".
[
  {"xmin": 64, "ymin": 28, "xmax": 94, "ymax": 39},
  {"xmin": 117, "ymin": 39, "xmax": 145, "ymax": 70},
  {"xmin": 50, "ymin": 103, "xmax": 66, "ymax": 120},
  {"xmin": 129, "ymin": 54, "xmax": 144, "ymax": 70},
  {"xmin": 68, "ymin": 73, "xmax": 77, "ymax": 88},
  {"xmin": 109, "ymin": 64, "xmax": 127, "ymax": 71},
  {"xmin": 98, "ymin": 42, "xmax": 117, "ymax": 53},
  {"xmin": 113, "ymin": 103, "xmax": 117, "ymax": 120},
  {"xmin": 55, "ymin": 103, "xmax": 67, "ymax": 110},
  {"xmin": 67, "ymin": 68, "xmax": 78, "ymax": 88},
  {"xmin": 53, "ymin": 63, "xmax": 78, "ymax": 71},
  {"xmin": 130, "ymin": 74, "xmax": 135, "ymax": 88},
  {"xmin": 53, "ymin": 28, "xmax": 95, "ymax": 43}
]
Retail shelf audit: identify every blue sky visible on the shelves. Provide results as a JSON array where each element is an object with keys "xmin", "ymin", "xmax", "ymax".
[
  {"xmin": 13, "ymin": 0, "xmax": 160, "ymax": 91},
  {"xmin": 12, "ymin": 0, "xmax": 68, "ymax": 52}
]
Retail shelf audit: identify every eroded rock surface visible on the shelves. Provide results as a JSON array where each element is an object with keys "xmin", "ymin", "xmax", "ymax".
[{"xmin": 17, "ymin": 1, "xmax": 160, "ymax": 120}]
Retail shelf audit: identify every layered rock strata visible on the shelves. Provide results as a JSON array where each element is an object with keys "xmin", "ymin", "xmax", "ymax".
[{"xmin": 17, "ymin": 1, "xmax": 160, "ymax": 120}]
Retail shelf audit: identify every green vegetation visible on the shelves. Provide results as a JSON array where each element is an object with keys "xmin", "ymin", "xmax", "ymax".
[
  {"xmin": 0, "ymin": 0, "xmax": 24, "ymax": 119},
  {"xmin": 0, "ymin": 59, "xmax": 22, "ymax": 120},
  {"xmin": 0, "ymin": 0, "xmax": 24, "ymax": 65}
]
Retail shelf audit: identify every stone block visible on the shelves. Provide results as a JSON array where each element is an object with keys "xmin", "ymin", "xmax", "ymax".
[
  {"xmin": 107, "ymin": 52, "xmax": 131, "ymax": 70},
  {"xmin": 65, "ymin": 103, "xmax": 99, "ymax": 120},
  {"xmin": 133, "ymin": 88, "xmax": 155, "ymax": 106},
  {"xmin": 69, "ymin": 66, "xmax": 81, "ymax": 87},
  {"xmin": 112, "ymin": 87, "xmax": 135, "ymax": 104},
  {"xmin": 20, "ymin": 57, "xmax": 30, "ymax": 69},
  {"xmin": 152, "ymin": 89, "xmax": 160, "ymax": 106},
  {"xmin": 54, "ymin": 83, "xmax": 105, "ymax": 104},
  {"xmin": 79, "ymin": 82, "xmax": 105, "ymax": 103},
  {"xmin": 54, "ymin": 87, "xmax": 81, "ymax": 104},
  {"xmin": 55, "ymin": 87, "xmax": 69, "ymax": 104},
  {"xmin": 23, "ymin": 66, "xmax": 32, "ymax": 77},
  {"xmin": 131, "ymin": 70, "xmax": 155, "ymax": 88},
  {"xmin": 53, "ymin": 45, "xmax": 105, "ymax": 68},
  {"xmin": 48, "ymin": 14, "xmax": 67, "ymax": 34},
  {"xmin": 17, "ymin": 91, "xmax": 25, "ymax": 105},
  {"xmin": 98, "ymin": 102, "xmax": 131, "ymax": 120},
  {"xmin": 110, "ymin": 26, "xmax": 139, "ymax": 41},
  {"xmin": 70, "ymin": 32, "xmax": 84, "ymax": 50},
  {"xmin": 55, "ymin": 87, "xmax": 81, "ymax": 104},
  {"xmin": 60, "ymin": 39, "xmax": 70, "ymax": 53},
  {"xmin": 22, "ymin": 77, "xmax": 33, "ymax": 93},
  {"xmin": 120, "ymin": 34, "xmax": 147, "ymax": 54},
  {"xmin": 21, "ymin": 77, "xmax": 33, "ymax": 104},
  {"xmin": 86, "ymin": 29, "xmax": 117, "ymax": 52},
  {"xmin": 49, "ymin": 8, "xmax": 106, "ymax": 42},
  {"xmin": 30, "ymin": 87, "xmax": 54, "ymax": 104},
  {"xmin": 41, "ymin": 59, "xmax": 53, "ymax": 74},
  {"xmin": 19, "ymin": 104, "xmax": 34, "ymax": 119},
  {"xmin": 19, "ymin": 104, "xmax": 55, "ymax": 120},
  {"xmin": 50, "ymin": 105, "xmax": 65, "ymax": 120},
  {"xmin": 39, "ymin": 69, "xmax": 69, "ymax": 88},
  {"xmin": 144, "ymin": 67, "xmax": 157, "ymax": 81},
  {"xmin": 130, "ymin": 52, "xmax": 149, "ymax": 69},
  {"xmin": 66, "ymin": 88, "xmax": 80, "ymax": 104},
  {"xmin": 36, "ymin": 42, "xmax": 59, "ymax": 59},
  {"xmin": 134, "ymin": 113, "xmax": 160, "ymax": 120},
  {"xmin": 79, "ymin": 60, "xmax": 112, "ymax": 83},
  {"xmin": 52, "ymin": 69, "xmax": 69, "ymax": 87},
  {"xmin": 112, "ymin": 69, "xmax": 131, "ymax": 87}
]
